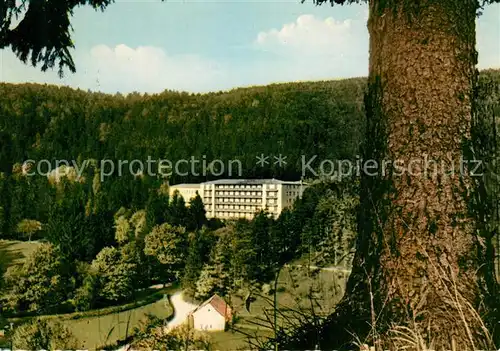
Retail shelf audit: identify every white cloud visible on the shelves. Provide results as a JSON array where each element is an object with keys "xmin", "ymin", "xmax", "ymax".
[
  {"xmin": 1, "ymin": 8, "xmax": 498, "ymax": 94},
  {"xmin": 252, "ymin": 11, "xmax": 499, "ymax": 84},
  {"xmin": 86, "ymin": 44, "xmax": 226, "ymax": 93},
  {"xmin": 256, "ymin": 15, "xmax": 356, "ymax": 56},
  {"xmin": 251, "ymin": 14, "xmax": 369, "ymax": 82},
  {"xmin": 0, "ymin": 14, "xmax": 370, "ymax": 93},
  {"xmin": 0, "ymin": 44, "xmax": 227, "ymax": 94}
]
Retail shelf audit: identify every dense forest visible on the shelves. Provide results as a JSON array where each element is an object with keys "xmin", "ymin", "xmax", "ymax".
[
  {"xmin": 0, "ymin": 70, "xmax": 499, "ymax": 346},
  {"xmin": 0, "ymin": 71, "xmax": 499, "ymax": 243},
  {"xmin": 0, "ymin": 73, "xmax": 368, "ymax": 322},
  {"xmin": 0, "ymin": 75, "xmax": 369, "ymax": 240},
  {"xmin": 0, "ymin": 77, "xmax": 366, "ymax": 180}
]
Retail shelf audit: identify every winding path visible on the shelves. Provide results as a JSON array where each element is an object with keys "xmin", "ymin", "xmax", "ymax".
[
  {"xmin": 164, "ymin": 290, "xmax": 198, "ymax": 330},
  {"xmin": 118, "ymin": 290, "xmax": 198, "ymax": 351}
]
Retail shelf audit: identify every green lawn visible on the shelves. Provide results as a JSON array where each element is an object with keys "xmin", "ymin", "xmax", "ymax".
[
  {"xmin": 210, "ymin": 263, "xmax": 349, "ymax": 350},
  {"xmin": 4, "ymin": 286, "xmax": 175, "ymax": 350},
  {"xmin": 65, "ymin": 297, "xmax": 174, "ymax": 349},
  {"xmin": 1, "ymin": 241, "xmax": 347, "ymax": 350},
  {"xmin": 210, "ymin": 327, "xmax": 274, "ymax": 350},
  {"xmin": 0, "ymin": 239, "xmax": 175, "ymax": 349},
  {"xmin": 0, "ymin": 239, "xmax": 42, "ymax": 277},
  {"xmin": 0, "ymin": 240, "xmax": 42, "ymax": 347},
  {"xmin": 3, "ymin": 283, "xmax": 175, "ymax": 350},
  {"xmin": 234, "ymin": 263, "xmax": 347, "ymax": 325}
]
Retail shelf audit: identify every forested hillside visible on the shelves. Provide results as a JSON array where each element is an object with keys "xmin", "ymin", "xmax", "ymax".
[
  {"xmin": 0, "ymin": 78, "xmax": 366, "ymax": 180},
  {"xmin": 1, "ymin": 71, "xmax": 499, "ymax": 239},
  {"xmin": 0, "ymin": 70, "xmax": 499, "ymax": 325},
  {"xmin": 0, "ymin": 76, "xmax": 367, "ymax": 239},
  {"xmin": 0, "ymin": 75, "xmax": 368, "ymax": 330}
]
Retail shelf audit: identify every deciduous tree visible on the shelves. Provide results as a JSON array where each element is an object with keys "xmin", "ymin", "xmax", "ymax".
[
  {"xmin": 4, "ymin": 243, "xmax": 73, "ymax": 314},
  {"xmin": 15, "ymin": 219, "xmax": 42, "ymax": 241},
  {"xmin": 90, "ymin": 246, "xmax": 137, "ymax": 304},
  {"xmin": 12, "ymin": 319, "xmax": 78, "ymax": 350},
  {"xmin": 144, "ymin": 223, "xmax": 188, "ymax": 281}
]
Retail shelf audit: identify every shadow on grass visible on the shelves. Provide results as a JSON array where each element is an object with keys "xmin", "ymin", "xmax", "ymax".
[{"xmin": 0, "ymin": 240, "xmax": 27, "ymax": 287}]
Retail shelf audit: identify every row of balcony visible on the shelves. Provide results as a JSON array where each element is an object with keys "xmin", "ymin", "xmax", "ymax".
[
  {"xmin": 203, "ymin": 189, "xmax": 278, "ymax": 194},
  {"xmin": 203, "ymin": 198, "xmax": 280, "ymax": 205},
  {"xmin": 207, "ymin": 207, "xmax": 279, "ymax": 214},
  {"xmin": 203, "ymin": 192, "xmax": 278, "ymax": 198},
  {"xmin": 206, "ymin": 185, "xmax": 280, "ymax": 190}
]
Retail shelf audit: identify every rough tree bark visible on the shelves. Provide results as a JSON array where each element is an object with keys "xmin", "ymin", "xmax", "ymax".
[{"xmin": 285, "ymin": 0, "xmax": 498, "ymax": 349}]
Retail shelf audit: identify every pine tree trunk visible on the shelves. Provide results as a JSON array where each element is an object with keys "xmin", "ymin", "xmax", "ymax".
[{"xmin": 314, "ymin": 0, "xmax": 498, "ymax": 349}]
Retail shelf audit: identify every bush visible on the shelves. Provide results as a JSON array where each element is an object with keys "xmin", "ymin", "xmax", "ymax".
[{"xmin": 12, "ymin": 319, "xmax": 78, "ymax": 350}]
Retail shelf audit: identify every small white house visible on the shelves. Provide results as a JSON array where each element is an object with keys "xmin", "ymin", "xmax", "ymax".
[{"xmin": 189, "ymin": 294, "xmax": 232, "ymax": 332}]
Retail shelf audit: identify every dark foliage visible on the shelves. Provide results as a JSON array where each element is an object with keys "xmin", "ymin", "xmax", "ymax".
[{"xmin": 1, "ymin": 0, "xmax": 114, "ymax": 76}]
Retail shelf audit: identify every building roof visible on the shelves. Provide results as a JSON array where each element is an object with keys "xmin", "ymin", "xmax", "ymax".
[
  {"xmin": 169, "ymin": 183, "xmax": 201, "ymax": 188},
  {"xmin": 202, "ymin": 178, "xmax": 302, "ymax": 185},
  {"xmin": 191, "ymin": 294, "xmax": 232, "ymax": 320},
  {"xmin": 170, "ymin": 179, "xmax": 306, "ymax": 188}
]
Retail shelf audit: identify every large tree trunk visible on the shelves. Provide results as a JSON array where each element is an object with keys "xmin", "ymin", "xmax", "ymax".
[{"xmin": 310, "ymin": 0, "xmax": 498, "ymax": 350}]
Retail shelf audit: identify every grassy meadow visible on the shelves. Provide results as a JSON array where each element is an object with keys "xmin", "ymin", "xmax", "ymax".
[
  {"xmin": 0, "ymin": 239, "xmax": 175, "ymax": 350},
  {"xmin": 66, "ymin": 297, "xmax": 173, "ymax": 349},
  {"xmin": 0, "ymin": 239, "xmax": 42, "ymax": 276},
  {"xmin": 210, "ymin": 261, "xmax": 350, "ymax": 350}
]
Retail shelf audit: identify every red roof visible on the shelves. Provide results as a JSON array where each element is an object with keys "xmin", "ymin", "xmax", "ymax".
[{"xmin": 192, "ymin": 294, "xmax": 232, "ymax": 321}]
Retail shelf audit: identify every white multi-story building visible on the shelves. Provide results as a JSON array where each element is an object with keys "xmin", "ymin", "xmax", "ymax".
[{"xmin": 169, "ymin": 179, "xmax": 306, "ymax": 219}]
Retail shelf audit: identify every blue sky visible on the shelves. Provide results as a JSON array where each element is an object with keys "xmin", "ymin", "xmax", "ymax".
[{"xmin": 1, "ymin": 0, "xmax": 499, "ymax": 94}]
